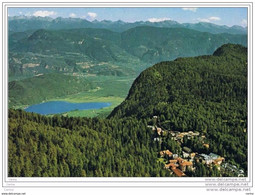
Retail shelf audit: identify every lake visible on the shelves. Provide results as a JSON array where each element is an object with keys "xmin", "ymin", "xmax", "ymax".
[{"xmin": 25, "ymin": 101, "xmax": 111, "ymax": 115}]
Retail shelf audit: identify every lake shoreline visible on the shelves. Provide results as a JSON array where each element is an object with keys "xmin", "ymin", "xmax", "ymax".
[{"xmin": 25, "ymin": 101, "xmax": 112, "ymax": 115}]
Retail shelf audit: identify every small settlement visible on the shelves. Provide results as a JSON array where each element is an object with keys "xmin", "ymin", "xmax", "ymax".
[{"xmin": 148, "ymin": 116, "xmax": 244, "ymax": 177}]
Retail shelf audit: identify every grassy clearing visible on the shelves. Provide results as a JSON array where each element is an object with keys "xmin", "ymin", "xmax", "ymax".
[
  {"xmin": 60, "ymin": 95, "xmax": 124, "ymax": 118},
  {"xmin": 53, "ymin": 75, "xmax": 135, "ymax": 118}
]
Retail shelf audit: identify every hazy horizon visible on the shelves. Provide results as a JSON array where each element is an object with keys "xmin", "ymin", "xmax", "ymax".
[{"xmin": 8, "ymin": 7, "xmax": 247, "ymax": 27}]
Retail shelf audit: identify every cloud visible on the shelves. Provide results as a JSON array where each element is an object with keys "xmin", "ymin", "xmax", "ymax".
[
  {"xmin": 197, "ymin": 18, "xmax": 210, "ymax": 23},
  {"xmin": 208, "ymin": 16, "xmax": 221, "ymax": 21},
  {"xmin": 33, "ymin": 10, "xmax": 56, "ymax": 17},
  {"xmin": 197, "ymin": 16, "xmax": 221, "ymax": 23},
  {"xmin": 241, "ymin": 19, "xmax": 247, "ymax": 27},
  {"xmin": 148, "ymin": 17, "xmax": 171, "ymax": 23},
  {"xmin": 87, "ymin": 12, "xmax": 97, "ymax": 19},
  {"xmin": 182, "ymin": 8, "xmax": 197, "ymax": 12},
  {"xmin": 82, "ymin": 12, "xmax": 97, "ymax": 21},
  {"xmin": 69, "ymin": 13, "xmax": 76, "ymax": 18}
]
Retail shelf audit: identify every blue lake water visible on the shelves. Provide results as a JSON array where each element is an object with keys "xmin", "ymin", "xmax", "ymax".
[{"xmin": 24, "ymin": 101, "xmax": 111, "ymax": 115}]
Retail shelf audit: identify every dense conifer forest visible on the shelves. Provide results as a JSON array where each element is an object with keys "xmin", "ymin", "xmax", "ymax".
[
  {"xmin": 9, "ymin": 109, "xmax": 169, "ymax": 177},
  {"xmin": 110, "ymin": 44, "xmax": 247, "ymax": 172}
]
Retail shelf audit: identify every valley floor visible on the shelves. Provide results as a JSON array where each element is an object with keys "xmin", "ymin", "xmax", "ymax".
[{"xmin": 10, "ymin": 75, "xmax": 135, "ymax": 118}]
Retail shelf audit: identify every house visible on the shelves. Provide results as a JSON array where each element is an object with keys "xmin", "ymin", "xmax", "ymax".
[
  {"xmin": 203, "ymin": 144, "xmax": 210, "ymax": 149},
  {"xmin": 182, "ymin": 151, "xmax": 189, "ymax": 158},
  {"xmin": 183, "ymin": 146, "xmax": 192, "ymax": 153},
  {"xmin": 238, "ymin": 170, "xmax": 244, "ymax": 177},
  {"xmin": 165, "ymin": 163, "xmax": 171, "ymax": 169},
  {"xmin": 180, "ymin": 161, "xmax": 193, "ymax": 172},
  {"xmin": 200, "ymin": 154, "xmax": 213, "ymax": 165},
  {"xmin": 165, "ymin": 163, "xmax": 178, "ymax": 169},
  {"xmin": 202, "ymin": 153, "xmax": 222, "ymax": 165},
  {"xmin": 239, "ymin": 169, "xmax": 244, "ymax": 174},
  {"xmin": 165, "ymin": 150, "xmax": 173, "ymax": 157},
  {"xmin": 190, "ymin": 153, "xmax": 196, "ymax": 159},
  {"xmin": 213, "ymin": 157, "xmax": 225, "ymax": 165},
  {"xmin": 176, "ymin": 157, "xmax": 184, "ymax": 164},
  {"xmin": 169, "ymin": 159, "xmax": 178, "ymax": 164},
  {"xmin": 209, "ymin": 153, "xmax": 219, "ymax": 160},
  {"xmin": 175, "ymin": 131, "xmax": 181, "ymax": 136},
  {"xmin": 171, "ymin": 167, "xmax": 186, "ymax": 177},
  {"xmin": 177, "ymin": 134, "xmax": 184, "ymax": 138},
  {"xmin": 156, "ymin": 127, "xmax": 162, "ymax": 135},
  {"xmin": 154, "ymin": 137, "xmax": 162, "ymax": 142},
  {"xmin": 160, "ymin": 150, "xmax": 172, "ymax": 158},
  {"xmin": 193, "ymin": 132, "xmax": 200, "ymax": 136},
  {"xmin": 178, "ymin": 134, "xmax": 184, "ymax": 138},
  {"xmin": 181, "ymin": 132, "xmax": 189, "ymax": 136}
]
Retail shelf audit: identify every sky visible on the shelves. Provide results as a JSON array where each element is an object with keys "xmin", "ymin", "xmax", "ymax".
[{"xmin": 8, "ymin": 7, "xmax": 247, "ymax": 27}]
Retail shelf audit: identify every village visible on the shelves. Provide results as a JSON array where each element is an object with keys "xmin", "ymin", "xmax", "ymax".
[{"xmin": 148, "ymin": 116, "xmax": 244, "ymax": 177}]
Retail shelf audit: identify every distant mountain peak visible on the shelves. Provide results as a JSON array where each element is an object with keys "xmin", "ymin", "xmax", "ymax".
[
  {"xmin": 8, "ymin": 16, "xmax": 247, "ymax": 34},
  {"xmin": 116, "ymin": 19, "xmax": 125, "ymax": 23}
]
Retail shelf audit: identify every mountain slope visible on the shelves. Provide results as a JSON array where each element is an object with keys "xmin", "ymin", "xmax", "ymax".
[
  {"xmin": 121, "ymin": 26, "xmax": 247, "ymax": 63},
  {"xmin": 9, "ymin": 28, "xmax": 140, "ymax": 78},
  {"xmin": 109, "ymin": 43, "xmax": 247, "ymax": 170},
  {"xmin": 9, "ymin": 73, "xmax": 92, "ymax": 107},
  {"xmin": 109, "ymin": 43, "xmax": 247, "ymax": 120},
  {"xmin": 9, "ymin": 26, "xmax": 247, "ymax": 79},
  {"xmin": 11, "ymin": 28, "xmax": 123, "ymax": 60}
]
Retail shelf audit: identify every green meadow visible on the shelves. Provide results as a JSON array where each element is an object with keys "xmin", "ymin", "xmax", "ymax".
[{"xmin": 61, "ymin": 76, "xmax": 135, "ymax": 117}]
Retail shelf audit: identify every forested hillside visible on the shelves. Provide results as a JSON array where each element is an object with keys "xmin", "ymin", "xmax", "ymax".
[
  {"xmin": 109, "ymin": 44, "xmax": 247, "ymax": 170},
  {"xmin": 8, "ymin": 109, "xmax": 168, "ymax": 177},
  {"xmin": 9, "ymin": 73, "xmax": 92, "ymax": 107}
]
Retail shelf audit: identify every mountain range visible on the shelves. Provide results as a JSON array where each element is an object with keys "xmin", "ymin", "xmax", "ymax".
[
  {"xmin": 9, "ymin": 16, "xmax": 247, "ymax": 34},
  {"xmin": 9, "ymin": 25, "xmax": 247, "ymax": 79}
]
